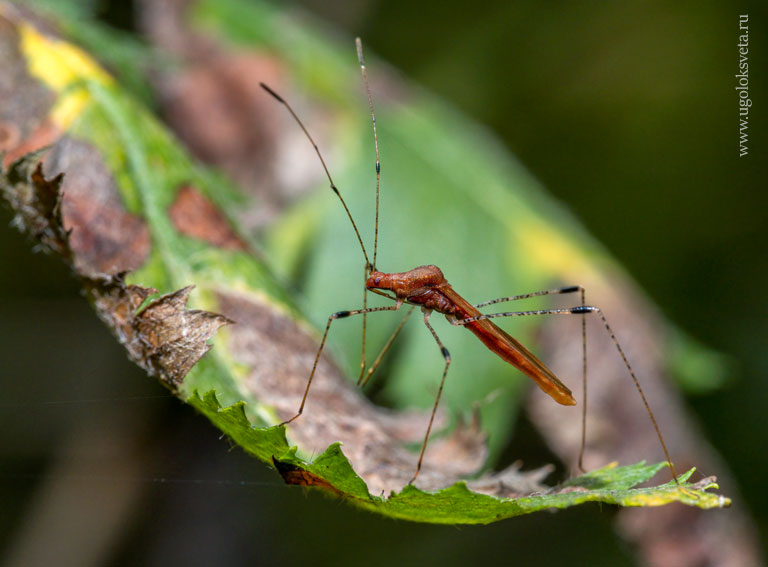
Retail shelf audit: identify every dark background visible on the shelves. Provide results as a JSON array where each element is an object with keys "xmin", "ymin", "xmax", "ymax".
[{"xmin": 1, "ymin": 0, "xmax": 765, "ymax": 565}]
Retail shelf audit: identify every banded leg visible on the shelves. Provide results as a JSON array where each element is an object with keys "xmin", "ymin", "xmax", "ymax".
[
  {"xmin": 474, "ymin": 286, "xmax": 589, "ymax": 471},
  {"xmin": 280, "ymin": 303, "xmax": 401, "ymax": 427},
  {"xmin": 411, "ymin": 310, "xmax": 452, "ymax": 485},
  {"xmin": 457, "ymin": 305, "xmax": 679, "ymax": 485},
  {"xmin": 474, "ymin": 285, "xmax": 585, "ymax": 308}
]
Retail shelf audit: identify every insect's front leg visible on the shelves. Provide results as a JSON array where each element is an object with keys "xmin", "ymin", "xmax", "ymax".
[{"xmin": 279, "ymin": 303, "xmax": 400, "ymax": 427}]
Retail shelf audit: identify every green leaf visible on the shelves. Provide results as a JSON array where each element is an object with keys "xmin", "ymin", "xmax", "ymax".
[{"xmin": 189, "ymin": 390, "xmax": 729, "ymax": 523}]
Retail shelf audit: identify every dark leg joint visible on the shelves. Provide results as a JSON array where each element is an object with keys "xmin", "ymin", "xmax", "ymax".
[
  {"xmin": 440, "ymin": 346, "xmax": 451, "ymax": 362},
  {"xmin": 560, "ymin": 285, "xmax": 583, "ymax": 294},
  {"xmin": 333, "ymin": 310, "xmax": 351, "ymax": 319},
  {"xmin": 571, "ymin": 306, "xmax": 596, "ymax": 314}
]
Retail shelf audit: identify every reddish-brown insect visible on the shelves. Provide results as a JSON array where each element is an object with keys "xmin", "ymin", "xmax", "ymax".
[{"xmin": 260, "ymin": 39, "xmax": 678, "ymax": 486}]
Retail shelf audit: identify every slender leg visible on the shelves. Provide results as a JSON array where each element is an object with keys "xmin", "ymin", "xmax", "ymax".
[
  {"xmin": 474, "ymin": 286, "xmax": 589, "ymax": 472},
  {"xmin": 279, "ymin": 303, "xmax": 401, "ymax": 427},
  {"xmin": 577, "ymin": 290, "xmax": 587, "ymax": 473},
  {"xmin": 457, "ymin": 305, "xmax": 679, "ymax": 485},
  {"xmin": 359, "ymin": 305, "xmax": 416, "ymax": 387},
  {"xmin": 410, "ymin": 310, "xmax": 452, "ymax": 485},
  {"xmin": 474, "ymin": 285, "xmax": 584, "ymax": 308}
]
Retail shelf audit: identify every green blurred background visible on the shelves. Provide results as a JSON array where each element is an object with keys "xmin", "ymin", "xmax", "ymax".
[{"xmin": 1, "ymin": 0, "xmax": 765, "ymax": 565}]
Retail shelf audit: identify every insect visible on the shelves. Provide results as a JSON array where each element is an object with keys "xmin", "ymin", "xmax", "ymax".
[{"xmin": 260, "ymin": 38, "xmax": 679, "ymax": 486}]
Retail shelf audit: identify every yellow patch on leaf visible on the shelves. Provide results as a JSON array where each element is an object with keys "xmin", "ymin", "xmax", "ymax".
[
  {"xmin": 18, "ymin": 22, "xmax": 113, "ymax": 129},
  {"xmin": 512, "ymin": 219, "xmax": 600, "ymax": 282}
]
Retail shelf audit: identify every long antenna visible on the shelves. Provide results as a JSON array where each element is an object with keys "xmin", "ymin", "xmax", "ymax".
[
  {"xmin": 355, "ymin": 37, "xmax": 381, "ymax": 272},
  {"xmin": 259, "ymin": 82, "xmax": 371, "ymax": 270}
]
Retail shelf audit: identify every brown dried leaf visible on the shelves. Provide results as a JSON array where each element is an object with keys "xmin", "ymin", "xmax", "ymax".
[
  {"xmin": 271, "ymin": 458, "xmax": 342, "ymax": 494},
  {"xmin": 2, "ymin": 155, "xmax": 70, "ymax": 259},
  {"xmin": 86, "ymin": 277, "xmax": 233, "ymax": 389},
  {"xmin": 2, "ymin": 154, "xmax": 232, "ymax": 391}
]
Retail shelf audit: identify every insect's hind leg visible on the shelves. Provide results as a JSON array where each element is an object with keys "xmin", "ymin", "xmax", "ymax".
[
  {"xmin": 458, "ymin": 304, "xmax": 680, "ymax": 486},
  {"xmin": 474, "ymin": 285, "xmax": 589, "ymax": 471},
  {"xmin": 474, "ymin": 285, "xmax": 585, "ymax": 308},
  {"xmin": 410, "ymin": 310, "xmax": 452, "ymax": 485},
  {"xmin": 279, "ymin": 304, "xmax": 400, "ymax": 427}
]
